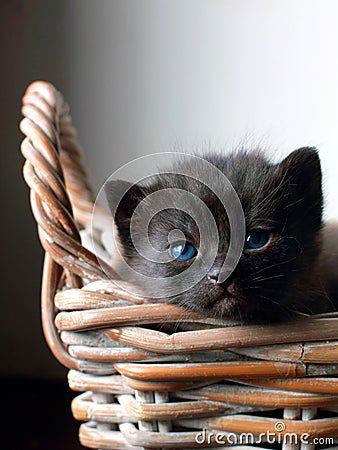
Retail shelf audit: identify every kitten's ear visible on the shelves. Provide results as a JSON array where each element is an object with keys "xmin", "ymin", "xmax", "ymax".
[
  {"xmin": 276, "ymin": 147, "xmax": 323, "ymax": 228},
  {"xmin": 277, "ymin": 147, "xmax": 322, "ymax": 191},
  {"xmin": 105, "ymin": 180, "xmax": 145, "ymax": 229}
]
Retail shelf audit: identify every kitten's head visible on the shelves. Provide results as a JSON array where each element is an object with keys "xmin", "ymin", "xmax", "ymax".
[{"xmin": 105, "ymin": 148, "xmax": 324, "ymax": 323}]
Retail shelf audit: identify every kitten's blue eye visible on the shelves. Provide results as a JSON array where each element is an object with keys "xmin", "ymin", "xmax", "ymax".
[
  {"xmin": 246, "ymin": 230, "xmax": 270, "ymax": 249},
  {"xmin": 170, "ymin": 243, "xmax": 197, "ymax": 260}
]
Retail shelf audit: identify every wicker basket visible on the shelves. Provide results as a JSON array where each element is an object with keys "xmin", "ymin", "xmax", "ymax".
[{"xmin": 20, "ymin": 81, "xmax": 338, "ymax": 449}]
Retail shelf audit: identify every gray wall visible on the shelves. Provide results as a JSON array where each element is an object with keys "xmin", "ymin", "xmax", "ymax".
[{"xmin": 2, "ymin": 0, "xmax": 338, "ymax": 380}]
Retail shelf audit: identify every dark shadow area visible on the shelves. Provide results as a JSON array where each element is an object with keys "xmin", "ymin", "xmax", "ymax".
[{"xmin": 1, "ymin": 376, "xmax": 84, "ymax": 449}]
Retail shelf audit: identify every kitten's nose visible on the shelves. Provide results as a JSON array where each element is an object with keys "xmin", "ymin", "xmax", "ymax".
[
  {"xmin": 208, "ymin": 268, "xmax": 235, "ymax": 288},
  {"xmin": 207, "ymin": 274, "xmax": 219, "ymax": 284},
  {"xmin": 207, "ymin": 267, "xmax": 226, "ymax": 284}
]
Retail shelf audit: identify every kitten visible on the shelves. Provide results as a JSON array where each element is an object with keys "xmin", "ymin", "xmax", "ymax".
[{"xmin": 105, "ymin": 148, "xmax": 335, "ymax": 323}]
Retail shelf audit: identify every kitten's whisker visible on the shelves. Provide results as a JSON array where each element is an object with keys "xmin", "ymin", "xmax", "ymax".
[
  {"xmin": 234, "ymin": 300, "xmax": 243, "ymax": 323},
  {"xmin": 151, "ymin": 296, "xmax": 185, "ymax": 332},
  {"xmin": 253, "ymin": 274, "xmax": 286, "ymax": 282},
  {"xmin": 252, "ymin": 256, "xmax": 298, "ymax": 276},
  {"xmin": 259, "ymin": 294, "xmax": 284, "ymax": 308},
  {"xmin": 317, "ymin": 278, "xmax": 336, "ymax": 310},
  {"xmin": 284, "ymin": 197, "xmax": 304, "ymax": 210},
  {"xmin": 259, "ymin": 294, "xmax": 305, "ymax": 317}
]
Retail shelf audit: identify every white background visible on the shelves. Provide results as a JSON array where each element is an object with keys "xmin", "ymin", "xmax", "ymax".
[{"xmin": 69, "ymin": 0, "xmax": 338, "ymax": 219}]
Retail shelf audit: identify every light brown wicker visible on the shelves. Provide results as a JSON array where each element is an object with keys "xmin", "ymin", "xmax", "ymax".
[{"xmin": 20, "ymin": 81, "xmax": 338, "ymax": 449}]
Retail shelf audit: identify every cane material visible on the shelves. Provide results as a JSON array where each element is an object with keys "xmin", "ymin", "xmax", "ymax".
[{"xmin": 20, "ymin": 81, "xmax": 338, "ymax": 449}]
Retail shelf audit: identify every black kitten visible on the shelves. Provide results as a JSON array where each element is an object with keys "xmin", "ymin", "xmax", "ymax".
[{"xmin": 105, "ymin": 148, "xmax": 334, "ymax": 323}]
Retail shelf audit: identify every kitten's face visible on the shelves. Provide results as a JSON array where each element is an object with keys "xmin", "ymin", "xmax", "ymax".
[{"xmin": 106, "ymin": 148, "xmax": 323, "ymax": 323}]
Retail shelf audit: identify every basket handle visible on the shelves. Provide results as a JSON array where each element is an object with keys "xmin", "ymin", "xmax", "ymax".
[
  {"xmin": 20, "ymin": 81, "xmax": 108, "ymax": 280},
  {"xmin": 20, "ymin": 81, "xmax": 110, "ymax": 369}
]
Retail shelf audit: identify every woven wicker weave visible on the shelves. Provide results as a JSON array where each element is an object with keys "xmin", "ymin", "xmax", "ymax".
[{"xmin": 20, "ymin": 81, "xmax": 338, "ymax": 449}]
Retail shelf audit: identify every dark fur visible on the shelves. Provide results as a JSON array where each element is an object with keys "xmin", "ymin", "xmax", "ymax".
[{"xmin": 106, "ymin": 148, "xmax": 335, "ymax": 323}]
